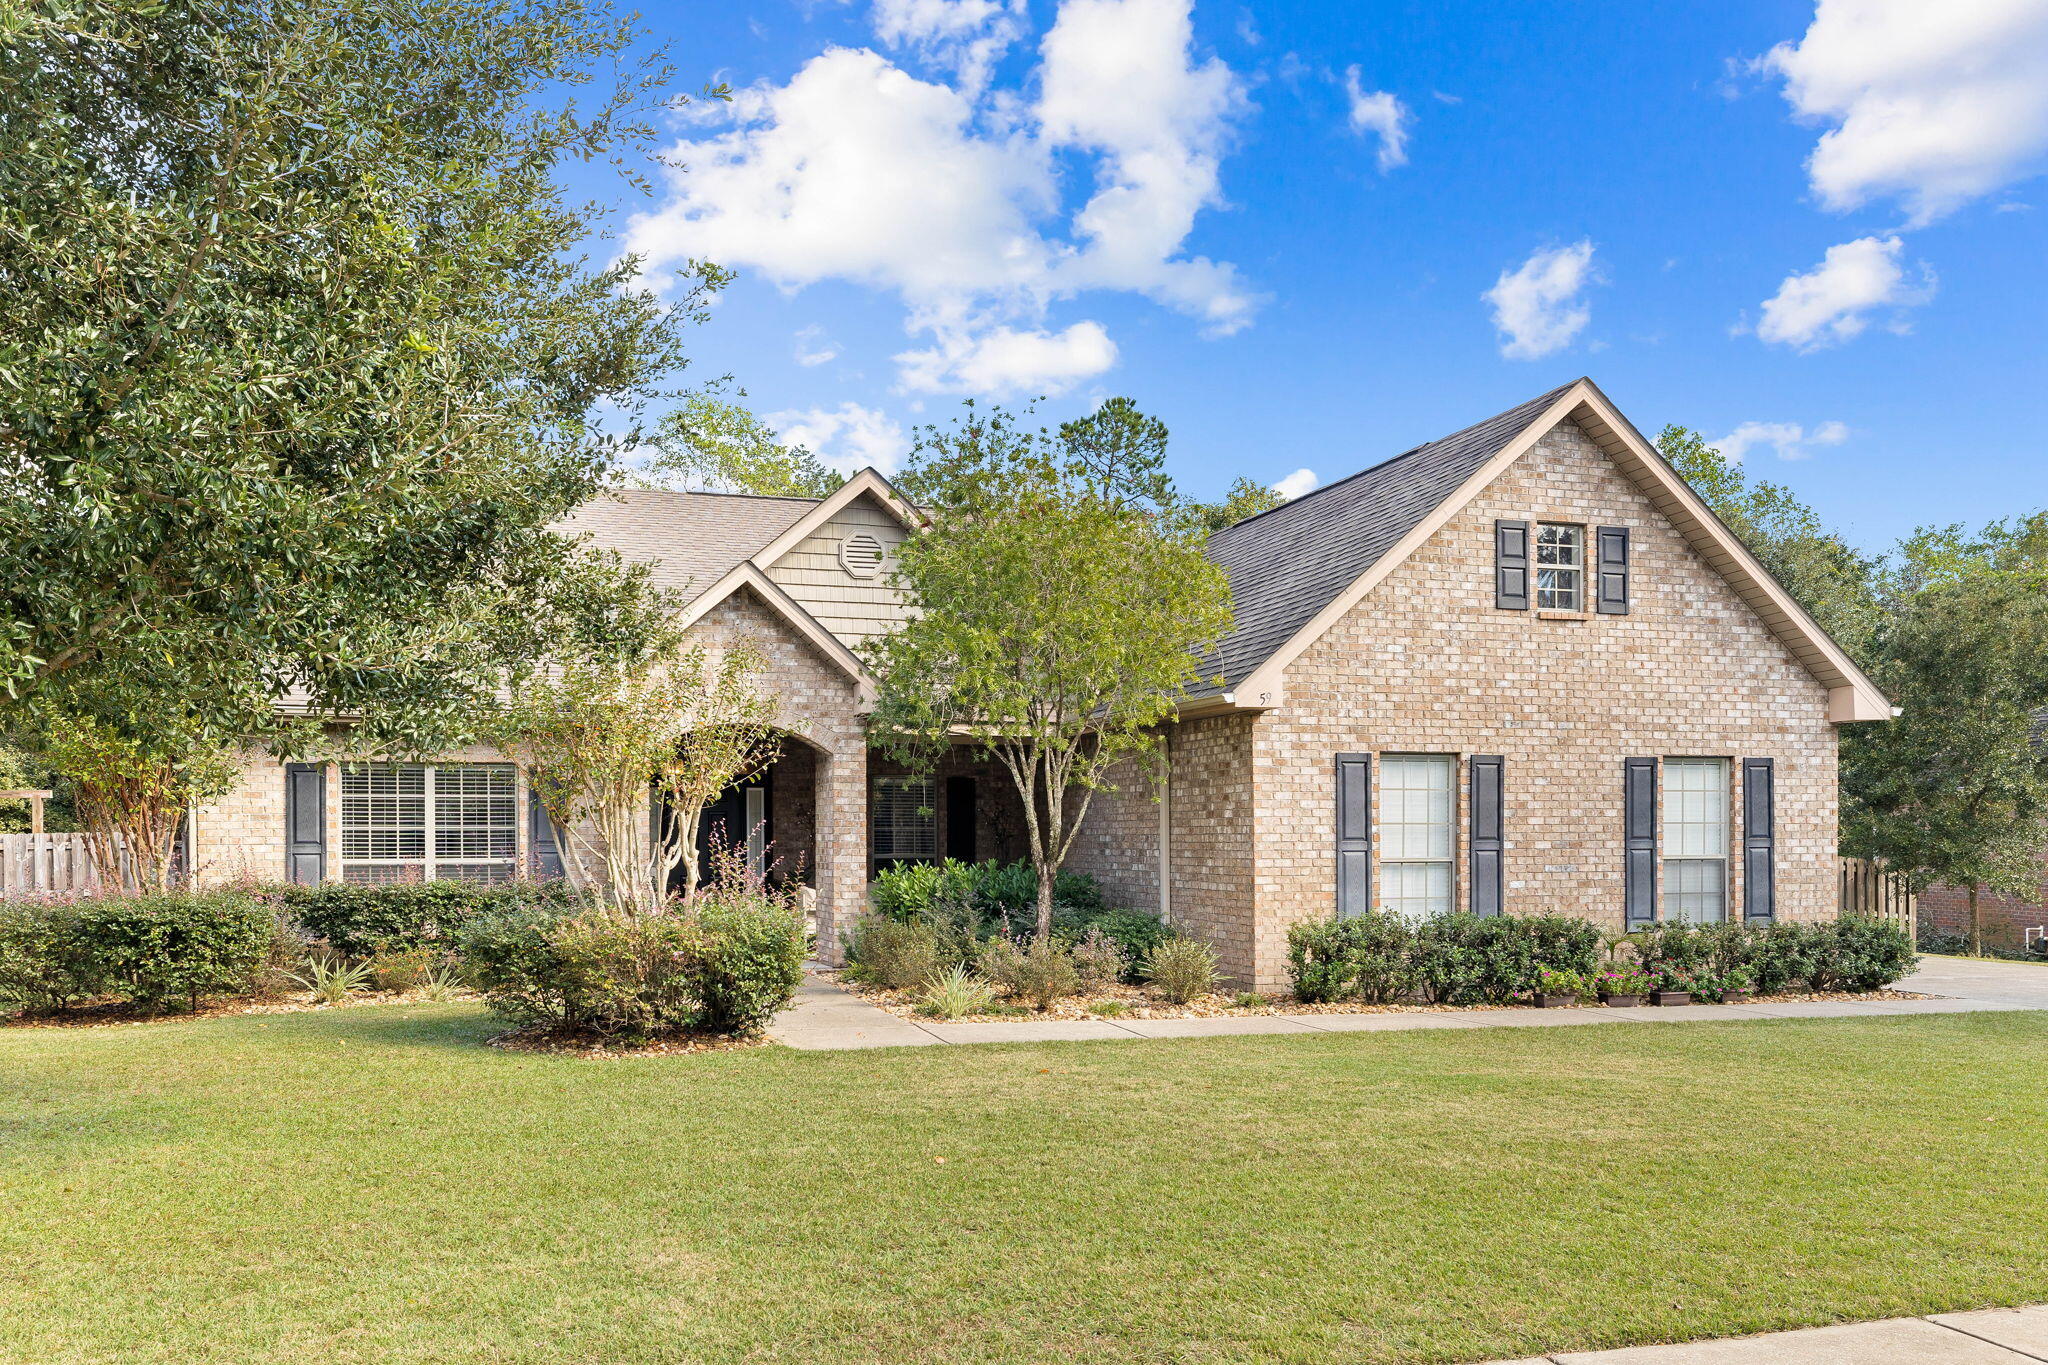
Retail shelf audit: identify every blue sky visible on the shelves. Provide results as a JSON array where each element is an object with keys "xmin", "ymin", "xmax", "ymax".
[{"xmin": 593, "ymin": 0, "xmax": 2048, "ymax": 551}]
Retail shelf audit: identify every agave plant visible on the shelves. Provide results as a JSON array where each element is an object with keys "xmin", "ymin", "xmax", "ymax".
[
  {"xmin": 290, "ymin": 956, "xmax": 374, "ymax": 1005},
  {"xmin": 415, "ymin": 965, "xmax": 468, "ymax": 1002},
  {"xmin": 915, "ymin": 964, "xmax": 997, "ymax": 1020}
]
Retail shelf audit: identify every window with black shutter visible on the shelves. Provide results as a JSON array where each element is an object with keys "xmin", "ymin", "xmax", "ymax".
[
  {"xmin": 1596, "ymin": 525, "xmax": 1632, "ymax": 614},
  {"xmin": 1743, "ymin": 758, "xmax": 1775, "ymax": 922},
  {"xmin": 1495, "ymin": 520, "xmax": 1530, "ymax": 610},
  {"xmin": 1335, "ymin": 753, "xmax": 1371, "ymax": 917},
  {"xmin": 1469, "ymin": 755, "xmax": 1503, "ymax": 917},
  {"xmin": 1623, "ymin": 757, "xmax": 1658, "ymax": 928}
]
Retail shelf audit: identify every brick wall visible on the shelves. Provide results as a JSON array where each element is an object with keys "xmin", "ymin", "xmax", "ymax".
[
  {"xmin": 1920, "ymin": 878, "xmax": 2048, "ymax": 952},
  {"xmin": 1243, "ymin": 417, "xmax": 1841, "ymax": 990},
  {"xmin": 1163, "ymin": 714, "xmax": 1258, "ymax": 983},
  {"xmin": 1062, "ymin": 751, "xmax": 1163, "ymax": 912}
]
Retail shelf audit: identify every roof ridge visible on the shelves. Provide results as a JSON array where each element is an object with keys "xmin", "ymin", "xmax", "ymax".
[
  {"xmin": 603, "ymin": 484, "xmax": 823, "ymax": 505},
  {"xmin": 1210, "ymin": 379, "xmax": 1579, "ymax": 542}
]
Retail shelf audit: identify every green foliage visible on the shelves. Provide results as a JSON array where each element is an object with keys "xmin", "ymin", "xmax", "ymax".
[
  {"xmin": 1533, "ymin": 967, "xmax": 1594, "ymax": 1001},
  {"xmin": 1232, "ymin": 991, "xmax": 1268, "ymax": 1009},
  {"xmin": 0, "ymin": 899, "xmax": 105, "ymax": 1013},
  {"xmin": 975, "ymin": 934, "xmax": 1082, "ymax": 1011},
  {"xmin": 846, "ymin": 918, "xmax": 944, "ymax": 992},
  {"xmin": 1657, "ymin": 426, "xmax": 1883, "ymax": 658},
  {"xmin": 1142, "ymin": 938, "xmax": 1219, "ymax": 1005},
  {"xmin": 1070, "ymin": 927, "xmax": 1128, "ymax": 994},
  {"xmin": 864, "ymin": 858, "xmax": 1160, "ymax": 979},
  {"xmin": 458, "ymin": 892, "xmax": 802, "ymax": 1038},
  {"xmin": 915, "ymin": 964, "xmax": 998, "ymax": 1020},
  {"xmin": 1068, "ymin": 907, "xmax": 1171, "ymax": 979},
  {"xmin": 1809, "ymin": 916, "xmax": 1917, "ymax": 993},
  {"xmin": 363, "ymin": 945, "xmax": 440, "ymax": 993},
  {"xmin": 867, "ymin": 400, "xmax": 1234, "ymax": 938},
  {"xmin": 1749, "ymin": 923, "xmax": 1822, "ymax": 995},
  {"xmin": 267, "ymin": 879, "xmax": 572, "ymax": 957},
  {"xmin": 37, "ymin": 714, "xmax": 238, "ymax": 894},
  {"xmin": 642, "ymin": 395, "xmax": 846, "ymax": 498},
  {"xmin": 684, "ymin": 894, "xmax": 806, "ymax": 1036},
  {"xmin": 1186, "ymin": 476, "xmax": 1287, "ymax": 536},
  {"xmin": 1286, "ymin": 912, "xmax": 1417, "ymax": 1004},
  {"xmin": 71, "ymin": 891, "xmax": 278, "ymax": 1011},
  {"xmin": 0, "ymin": 0, "xmax": 713, "ymax": 753},
  {"xmin": 1290, "ymin": 913, "xmax": 1639, "ymax": 1006},
  {"xmin": 1593, "ymin": 964, "xmax": 1655, "ymax": 998},
  {"xmin": 292, "ymin": 955, "xmax": 376, "ymax": 1005},
  {"xmin": 868, "ymin": 860, "xmax": 981, "ymax": 922}
]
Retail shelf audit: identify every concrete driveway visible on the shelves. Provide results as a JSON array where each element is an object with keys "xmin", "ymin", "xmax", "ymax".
[{"xmin": 1905, "ymin": 954, "xmax": 2048, "ymax": 1009}]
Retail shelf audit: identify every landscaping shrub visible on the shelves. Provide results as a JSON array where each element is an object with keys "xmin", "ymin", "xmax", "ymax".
[
  {"xmin": 915, "ymin": 964, "xmax": 997, "ymax": 1019},
  {"xmin": 267, "ymin": 878, "xmax": 572, "ymax": 956},
  {"xmin": 364, "ymin": 945, "xmax": 439, "ymax": 993},
  {"xmin": 1809, "ymin": 915, "xmax": 1916, "ymax": 993},
  {"xmin": 1533, "ymin": 966, "xmax": 1594, "ymax": 1001},
  {"xmin": 1749, "ymin": 921, "xmax": 1822, "ymax": 995},
  {"xmin": 1070, "ymin": 927, "xmax": 1128, "ymax": 994},
  {"xmin": 1059, "ymin": 906, "xmax": 1171, "ymax": 980},
  {"xmin": 866, "ymin": 858, "xmax": 1107, "ymax": 931},
  {"xmin": 685, "ymin": 893, "xmax": 806, "ymax": 1036},
  {"xmin": 1412, "ymin": 913, "xmax": 1543, "ymax": 1004},
  {"xmin": 0, "ymin": 897, "xmax": 104, "ymax": 1013},
  {"xmin": 1520, "ymin": 914, "xmax": 1603, "ymax": 977},
  {"xmin": 459, "ymin": 892, "xmax": 803, "ymax": 1038},
  {"xmin": 976, "ymin": 934, "xmax": 1080, "ymax": 1010},
  {"xmin": 1919, "ymin": 927, "xmax": 1970, "ymax": 956},
  {"xmin": 868, "ymin": 860, "xmax": 975, "ymax": 923},
  {"xmin": 1289, "ymin": 911, "xmax": 1417, "ymax": 1004},
  {"xmin": 1143, "ymin": 937, "xmax": 1218, "ymax": 1005},
  {"xmin": 847, "ymin": 918, "xmax": 943, "ymax": 992},
  {"xmin": 71, "ymin": 890, "xmax": 279, "ymax": 1011}
]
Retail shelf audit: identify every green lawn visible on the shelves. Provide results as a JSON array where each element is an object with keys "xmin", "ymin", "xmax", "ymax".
[{"xmin": 6, "ymin": 1007, "xmax": 2048, "ymax": 1365}]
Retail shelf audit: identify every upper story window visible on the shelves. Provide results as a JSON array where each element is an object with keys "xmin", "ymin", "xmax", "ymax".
[
  {"xmin": 1378, "ymin": 754, "xmax": 1456, "ymax": 920},
  {"xmin": 1663, "ymin": 758, "xmax": 1729, "ymax": 923},
  {"xmin": 340, "ymin": 762, "xmax": 517, "ymax": 885},
  {"xmin": 1535, "ymin": 523, "xmax": 1584, "ymax": 611}
]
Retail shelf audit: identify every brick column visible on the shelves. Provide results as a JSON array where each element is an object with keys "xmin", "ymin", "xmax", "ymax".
[{"xmin": 812, "ymin": 744, "xmax": 869, "ymax": 963}]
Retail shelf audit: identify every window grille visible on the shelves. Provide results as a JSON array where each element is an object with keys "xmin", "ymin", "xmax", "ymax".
[
  {"xmin": 341, "ymin": 762, "xmax": 516, "ymax": 884},
  {"xmin": 1663, "ymin": 758, "xmax": 1729, "ymax": 923},
  {"xmin": 1378, "ymin": 754, "xmax": 1456, "ymax": 920},
  {"xmin": 871, "ymin": 777, "xmax": 936, "ymax": 864}
]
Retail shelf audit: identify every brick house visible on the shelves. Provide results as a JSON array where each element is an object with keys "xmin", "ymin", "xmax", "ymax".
[{"xmin": 189, "ymin": 377, "xmax": 1890, "ymax": 990}]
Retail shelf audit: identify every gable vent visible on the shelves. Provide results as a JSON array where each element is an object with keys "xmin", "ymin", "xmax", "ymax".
[{"xmin": 840, "ymin": 532, "xmax": 886, "ymax": 579}]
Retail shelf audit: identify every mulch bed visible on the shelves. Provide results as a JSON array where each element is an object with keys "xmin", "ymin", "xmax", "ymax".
[
  {"xmin": 1, "ymin": 988, "xmax": 477, "ymax": 1030},
  {"xmin": 833, "ymin": 972, "xmax": 1932, "ymax": 1024},
  {"xmin": 485, "ymin": 1025, "xmax": 768, "ymax": 1058}
]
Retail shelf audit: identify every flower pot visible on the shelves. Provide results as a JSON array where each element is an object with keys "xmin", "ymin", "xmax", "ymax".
[
  {"xmin": 1599, "ymin": 993, "xmax": 1643, "ymax": 1008},
  {"xmin": 1650, "ymin": 990, "xmax": 1691, "ymax": 1006},
  {"xmin": 1532, "ymin": 993, "xmax": 1578, "ymax": 1009},
  {"xmin": 1725, "ymin": 987, "xmax": 1755, "ymax": 1003}
]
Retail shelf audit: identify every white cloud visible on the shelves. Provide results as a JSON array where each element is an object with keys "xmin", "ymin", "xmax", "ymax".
[
  {"xmin": 1037, "ymin": 0, "xmax": 1257, "ymax": 335},
  {"xmin": 872, "ymin": 0, "xmax": 1025, "ymax": 97},
  {"xmin": 1710, "ymin": 419, "xmax": 1852, "ymax": 462},
  {"xmin": 1342, "ymin": 67, "xmax": 1410, "ymax": 171},
  {"xmin": 764, "ymin": 402, "xmax": 910, "ymax": 476},
  {"xmin": 1271, "ymin": 467, "xmax": 1318, "ymax": 500},
  {"xmin": 1761, "ymin": 0, "xmax": 2048, "ymax": 225},
  {"xmin": 1754, "ymin": 234, "xmax": 1935, "ymax": 349},
  {"xmin": 1483, "ymin": 240, "xmax": 1600, "ymax": 360},
  {"xmin": 626, "ymin": 0, "xmax": 1254, "ymax": 395},
  {"xmin": 894, "ymin": 320, "xmax": 1117, "ymax": 396},
  {"xmin": 794, "ymin": 325, "xmax": 840, "ymax": 367}
]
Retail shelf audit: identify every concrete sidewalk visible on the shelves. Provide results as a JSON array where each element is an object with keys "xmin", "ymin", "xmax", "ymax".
[
  {"xmin": 765, "ymin": 971, "xmax": 2033, "ymax": 1051},
  {"xmin": 1480, "ymin": 1304, "xmax": 2048, "ymax": 1363}
]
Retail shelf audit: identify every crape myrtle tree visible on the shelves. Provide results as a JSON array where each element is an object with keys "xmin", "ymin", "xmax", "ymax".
[
  {"xmin": 0, "ymin": 0, "xmax": 719, "ymax": 803},
  {"xmin": 493, "ymin": 636, "xmax": 785, "ymax": 915},
  {"xmin": 867, "ymin": 400, "xmax": 1234, "ymax": 940}
]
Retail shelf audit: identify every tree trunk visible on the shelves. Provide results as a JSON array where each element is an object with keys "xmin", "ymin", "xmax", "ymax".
[
  {"xmin": 1035, "ymin": 861, "xmax": 1056, "ymax": 942},
  {"xmin": 1969, "ymin": 883, "xmax": 1983, "ymax": 957}
]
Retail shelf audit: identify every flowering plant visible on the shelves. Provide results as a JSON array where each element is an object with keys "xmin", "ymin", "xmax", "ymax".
[
  {"xmin": 1687, "ymin": 965, "xmax": 1755, "ymax": 1003},
  {"xmin": 1533, "ymin": 966, "xmax": 1594, "ymax": 1000},
  {"xmin": 1594, "ymin": 964, "xmax": 1654, "ymax": 998}
]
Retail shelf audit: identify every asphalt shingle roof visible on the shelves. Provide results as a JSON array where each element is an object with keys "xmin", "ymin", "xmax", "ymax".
[
  {"xmin": 558, "ymin": 487, "xmax": 818, "ymax": 605},
  {"xmin": 1190, "ymin": 380, "xmax": 1580, "ymax": 698}
]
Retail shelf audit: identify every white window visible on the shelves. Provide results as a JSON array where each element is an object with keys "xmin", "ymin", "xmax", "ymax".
[
  {"xmin": 870, "ymin": 776, "xmax": 936, "ymax": 867},
  {"xmin": 1663, "ymin": 758, "xmax": 1729, "ymax": 923},
  {"xmin": 1535, "ymin": 522, "xmax": 1584, "ymax": 611},
  {"xmin": 340, "ymin": 762, "xmax": 517, "ymax": 884},
  {"xmin": 1378, "ymin": 754, "xmax": 1456, "ymax": 920}
]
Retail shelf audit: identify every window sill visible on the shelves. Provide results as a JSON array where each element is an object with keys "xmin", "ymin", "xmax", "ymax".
[{"xmin": 1537, "ymin": 609, "xmax": 1590, "ymax": 622}]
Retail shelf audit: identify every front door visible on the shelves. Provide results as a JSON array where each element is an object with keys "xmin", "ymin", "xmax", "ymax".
[{"xmin": 670, "ymin": 769, "xmax": 772, "ymax": 893}]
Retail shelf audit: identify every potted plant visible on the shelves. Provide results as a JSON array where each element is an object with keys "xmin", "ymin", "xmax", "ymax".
[
  {"xmin": 1595, "ymin": 964, "xmax": 1653, "ymax": 1007},
  {"xmin": 1688, "ymin": 966, "xmax": 1756, "ymax": 1004},
  {"xmin": 1648, "ymin": 965, "xmax": 1693, "ymax": 1007},
  {"xmin": 1531, "ymin": 966, "xmax": 1591, "ymax": 1008}
]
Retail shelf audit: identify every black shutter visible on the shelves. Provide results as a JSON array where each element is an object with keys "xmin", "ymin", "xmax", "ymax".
[
  {"xmin": 1743, "ymin": 758, "xmax": 1775, "ymax": 923},
  {"xmin": 1495, "ymin": 520, "xmax": 1530, "ymax": 610},
  {"xmin": 1623, "ymin": 757, "xmax": 1658, "ymax": 929},
  {"xmin": 1469, "ymin": 755, "xmax": 1504, "ymax": 916},
  {"xmin": 1596, "ymin": 525, "xmax": 1631, "ymax": 615},
  {"xmin": 528, "ymin": 782, "xmax": 564, "ymax": 880},
  {"xmin": 1335, "ymin": 753, "xmax": 1371, "ymax": 917},
  {"xmin": 284, "ymin": 763, "xmax": 326, "ymax": 885}
]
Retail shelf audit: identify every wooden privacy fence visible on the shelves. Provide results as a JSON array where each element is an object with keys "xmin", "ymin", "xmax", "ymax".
[
  {"xmin": 1840, "ymin": 857, "xmax": 1915, "ymax": 937},
  {"xmin": 0, "ymin": 833, "xmax": 106, "ymax": 895}
]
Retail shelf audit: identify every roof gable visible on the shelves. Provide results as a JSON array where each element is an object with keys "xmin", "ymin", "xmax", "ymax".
[
  {"xmin": 560, "ymin": 488, "xmax": 817, "ymax": 606},
  {"xmin": 1198, "ymin": 378, "xmax": 1890, "ymax": 723}
]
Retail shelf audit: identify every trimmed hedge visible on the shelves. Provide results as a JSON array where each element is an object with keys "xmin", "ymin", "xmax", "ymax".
[
  {"xmin": 1285, "ymin": 912, "xmax": 1906, "ymax": 1005},
  {"xmin": 0, "ymin": 890, "xmax": 284, "ymax": 1013},
  {"xmin": 265, "ymin": 879, "xmax": 572, "ymax": 956},
  {"xmin": 865, "ymin": 858, "xmax": 1164, "ymax": 980},
  {"xmin": 458, "ymin": 891, "xmax": 805, "ymax": 1038}
]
